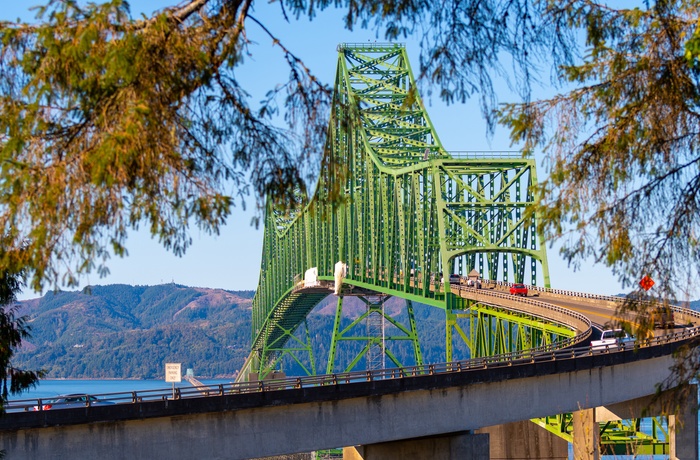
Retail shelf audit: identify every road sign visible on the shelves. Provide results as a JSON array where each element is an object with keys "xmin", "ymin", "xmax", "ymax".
[
  {"xmin": 639, "ymin": 275, "xmax": 655, "ymax": 291},
  {"xmin": 165, "ymin": 363, "xmax": 182, "ymax": 383}
]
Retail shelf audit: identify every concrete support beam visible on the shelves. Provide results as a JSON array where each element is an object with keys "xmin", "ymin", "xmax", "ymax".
[
  {"xmin": 0, "ymin": 352, "xmax": 681, "ymax": 459},
  {"xmin": 343, "ymin": 433, "xmax": 489, "ymax": 460},
  {"xmin": 573, "ymin": 408, "xmax": 600, "ymax": 460},
  {"xmin": 476, "ymin": 420, "xmax": 567, "ymax": 459}
]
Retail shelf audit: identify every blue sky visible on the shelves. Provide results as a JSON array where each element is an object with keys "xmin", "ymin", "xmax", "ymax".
[{"xmin": 3, "ymin": 1, "xmax": 627, "ymax": 299}]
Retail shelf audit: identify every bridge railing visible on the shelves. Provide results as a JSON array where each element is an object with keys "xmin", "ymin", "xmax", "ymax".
[
  {"xmin": 452, "ymin": 283, "xmax": 593, "ymax": 324},
  {"xmin": 470, "ymin": 278, "xmax": 624, "ymax": 303},
  {"xmin": 449, "ymin": 283, "xmax": 593, "ymax": 337},
  {"xmin": 458, "ymin": 276, "xmax": 700, "ymax": 313},
  {"xmin": 447, "ymin": 151, "xmax": 522, "ymax": 159},
  {"xmin": 8, "ymin": 316, "xmax": 700, "ymax": 415}
]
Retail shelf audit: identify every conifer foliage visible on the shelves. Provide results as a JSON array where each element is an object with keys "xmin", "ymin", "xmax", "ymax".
[
  {"xmin": 2, "ymin": 0, "xmax": 700, "ymax": 387},
  {"xmin": 0, "ymin": 0, "xmax": 579, "ymax": 291},
  {"xmin": 0, "ymin": 271, "xmax": 43, "ymax": 410},
  {"xmin": 500, "ymin": 1, "xmax": 700, "ymax": 300}
]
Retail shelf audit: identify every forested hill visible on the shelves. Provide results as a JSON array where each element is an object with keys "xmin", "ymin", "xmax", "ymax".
[
  {"xmin": 14, "ymin": 284, "xmax": 255, "ymax": 379},
  {"xmin": 11, "ymin": 284, "xmax": 450, "ymax": 380}
]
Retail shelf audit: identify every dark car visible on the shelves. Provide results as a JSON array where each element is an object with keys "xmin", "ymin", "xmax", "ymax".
[
  {"xmin": 32, "ymin": 394, "xmax": 116, "ymax": 411},
  {"xmin": 509, "ymin": 283, "xmax": 528, "ymax": 296}
]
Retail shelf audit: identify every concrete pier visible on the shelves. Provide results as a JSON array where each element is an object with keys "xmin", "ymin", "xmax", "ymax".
[
  {"xmin": 571, "ymin": 385, "xmax": 700, "ymax": 460},
  {"xmin": 668, "ymin": 385, "xmax": 698, "ymax": 460},
  {"xmin": 573, "ymin": 408, "xmax": 600, "ymax": 460}
]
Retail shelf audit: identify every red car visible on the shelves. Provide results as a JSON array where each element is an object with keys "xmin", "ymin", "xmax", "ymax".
[{"xmin": 509, "ymin": 283, "xmax": 528, "ymax": 296}]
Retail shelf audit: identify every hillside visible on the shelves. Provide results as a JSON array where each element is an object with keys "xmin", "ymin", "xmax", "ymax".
[
  {"xmin": 11, "ymin": 284, "xmax": 464, "ymax": 379},
  {"xmin": 14, "ymin": 284, "xmax": 254, "ymax": 379}
]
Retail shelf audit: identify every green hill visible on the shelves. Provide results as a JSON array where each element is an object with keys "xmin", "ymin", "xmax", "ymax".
[
  {"xmin": 15, "ymin": 284, "xmax": 254, "ymax": 379},
  {"xmin": 13, "ymin": 284, "xmax": 452, "ymax": 379}
]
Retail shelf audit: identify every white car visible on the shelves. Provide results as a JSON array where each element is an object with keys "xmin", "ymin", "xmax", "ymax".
[{"xmin": 591, "ymin": 329, "xmax": 634, "ymax": 351}]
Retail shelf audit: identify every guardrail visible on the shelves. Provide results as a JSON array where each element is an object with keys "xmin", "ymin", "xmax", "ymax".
[
  {"xmin": 450, "ymin": 278, "xmax": 700, "ymax": 332},
  {"xmin": 477, "ymin": 278, "xmax": 624, "ymax": 303},
  {"xmin": 450, "ymin": 283, "xmax": 592, "ymax": 329},
  {"xmin": 461, "ymin": 277, "xmax": 697, "ymax": 311},
  {"xmin": 447, "ymin": 151, "xmax": 522, "ymax": 159},
  {"xmin": 8, "ymin": 316, "xmax": 700, "ymax": 414},
  {"xmin": 292, "ymin": 274, "xmax": 592, "ymax": 346},
  {"xmin": 448, "ymin": 283, "xmax": 593, "ymax": 347},
  {"xmin": 337, "ymin": 43, "xmax": 405, "ymax": 51}
]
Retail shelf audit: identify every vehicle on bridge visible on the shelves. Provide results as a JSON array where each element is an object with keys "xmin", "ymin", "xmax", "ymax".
[
  {"xmin": 32, "ymin": 394, "xmax": 115, "ymax": 411},
  {"xmin": 509, "ymin": 284, "xmax": 528, "ymax": 296},
  {"xmin": 466, "ymin": 278, "xmax": 482, "ymax": 289},
  {"xmin": 466, "ymin": 269, "xmax": 482, "ymax": 289},
  {"xmin": 441, "ymin": 274, "xmax": 461, "ymax": 285},
  {"xmin": 591, "ymin": 329, "xmax": 634, "ymax": 351}
]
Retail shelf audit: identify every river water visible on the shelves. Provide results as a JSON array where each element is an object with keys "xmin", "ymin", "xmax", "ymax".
[{"xmin": 8, "ymin": 378, "xmax": 233, "ymax": 400}]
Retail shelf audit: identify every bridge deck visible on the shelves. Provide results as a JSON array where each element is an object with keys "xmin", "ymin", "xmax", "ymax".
[{"xmin": 0, "ymin": 334, "xmax": 696, "ymax": 460}]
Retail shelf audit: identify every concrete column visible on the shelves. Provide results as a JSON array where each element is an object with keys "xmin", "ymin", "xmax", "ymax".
[
  {"xmin": 476, "ymin": 420, "xmax": 568, "ymax": 459},
  {"xmin": 573, "ymin": 408, "xmax": 600, "ymax": 460},
  {"xmin": 669, "ymin": 384, "xmax": 699, "ymax": 460},
  {"xmin": 343, "ymin": 432, "xmax": 489, "ymax": 460}
]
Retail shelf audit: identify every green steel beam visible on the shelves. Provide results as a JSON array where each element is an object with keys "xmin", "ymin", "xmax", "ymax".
[{"xmin": 326, "ymin": 295, "xmax": 424, "ymax": 374}]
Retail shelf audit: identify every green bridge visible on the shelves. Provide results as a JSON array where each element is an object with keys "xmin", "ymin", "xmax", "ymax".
[
  {"xmin": 239, "ymin": 43, "xmax": 560, "ymax": 382},
  {"xmin": 236, "ymin": 43, "xmax": 673, "ymax": 457}
]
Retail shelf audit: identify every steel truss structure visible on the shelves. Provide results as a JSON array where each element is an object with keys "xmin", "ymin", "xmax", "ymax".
[
  {"xmin": 325, "ymin": 295, "xmax": 424, "ymax": 374},
  {"xmin": 239, "ymin": 43, "xmax": 665, "ymax": 455},
  {"xmin": 243, "ymin": 43, "xmax": 553, "ymax": 381}
]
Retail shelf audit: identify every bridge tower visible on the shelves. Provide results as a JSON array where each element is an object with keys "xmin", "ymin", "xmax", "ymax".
[{"xmin": 241, "ymin": 43, "xmax": 553, "ymax": 382}]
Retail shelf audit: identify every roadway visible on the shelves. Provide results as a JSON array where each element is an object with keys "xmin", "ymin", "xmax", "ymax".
[
  {"xmin": 354, "ymin": 274, "xmax": 677, "ymax": 332},
  {"xmin": 535, "ymin": 292, "xmax": 617, "ymax": 327},
  {"xmin": 449, "ymin": 280, "xmax": 700, "ymax": 337},
  {"xmin": 459, "ymin": 282, "xmax": 622, "ymax": 328}
]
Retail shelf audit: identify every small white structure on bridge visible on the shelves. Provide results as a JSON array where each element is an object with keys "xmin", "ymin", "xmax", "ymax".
[
  {"xmin": 467, "ymin": 269, "xmax": 482, "ymax": 288},
  {"xmin": 304, "ymin": 267, "xmax": 319, "ymax": 288},
  {"xmin": 334, "ymin": 261, "xmax": 347, "ymax": 295}
]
